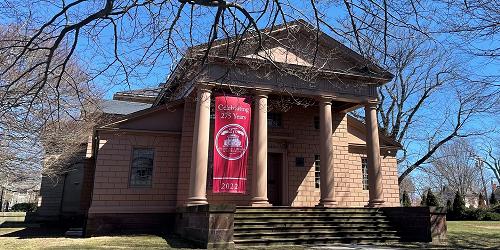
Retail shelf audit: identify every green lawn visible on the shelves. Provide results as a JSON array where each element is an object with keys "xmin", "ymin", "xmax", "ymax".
[
  {"xmin": 446, "ymin": 221, "xmax": 500, "ymax": 249},
  {"xmin": 0, "ymin": 221, "xmax": 499, "ymax": 249}
]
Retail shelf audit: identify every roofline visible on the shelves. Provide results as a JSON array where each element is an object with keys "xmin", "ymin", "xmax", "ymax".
[
  {"xmin": 154, "ymin": 19, "xmax": 394, "ymax": 106},
  {"xmin": 347, "ymin": 114, "xmax": 402, "ymax": 149},
  {"xmin": 189, "ymin": 19, "xmax": 393, "ymax": 79},
  {"xmin": 100, "ymin": 99, "xmax": 184, "ymax": 129}
]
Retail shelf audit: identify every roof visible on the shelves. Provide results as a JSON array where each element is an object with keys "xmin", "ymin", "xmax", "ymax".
[
  {"xmin": 113, "ymin": 88, "xmax": 161, "ymax": 104},
  {"xmin": 154, "ymin": 19, "xmax": 393, "ymax": 105},
  {"xmin": 99, "ymin": 99, "xmax": 152, "ymax": 115},
  {"xmin": 189, "ymin": 19, "xmax": 393, "ymax": 79},
  {"xmin": 347, "ymin": 115, "xmax": 402, "ymax": 149}
]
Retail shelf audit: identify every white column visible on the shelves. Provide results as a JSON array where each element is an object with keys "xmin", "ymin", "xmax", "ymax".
[
  {"xmin": 250, "ymin": 89, "xmax": 271, "ymax": 207},
  {"xmin": 317, "ymin": 96, "xmax": 337, "ymax": 207},
  {"xmin": 365, "ymin": 101, "xmax": 385, "ymax": 207},
  {"xmin": 187, "ymin": 85, "xmax": 212, "ymax": 206}
]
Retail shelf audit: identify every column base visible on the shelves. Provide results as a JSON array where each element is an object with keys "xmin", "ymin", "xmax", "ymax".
[
  {"xmin": 186, "ymin": 196, "xmax": 208, "ymax": 206},
  {"xmin": 316, "ymin": 199, "xmax": 338, "ymax": 208},
  {"xmin": 250, "ymin": 197, "xmax": 271, "ymax": 207},
  {"xmin": 365, "ymin": 199, "xmax": 385, "ymax": 207}
]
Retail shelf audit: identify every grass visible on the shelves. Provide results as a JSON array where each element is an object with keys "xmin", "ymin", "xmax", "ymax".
[
  {"xmin": 0, "ymin": 221, "xmax": 499, "ymax": 249},
  {"xmin": 446, "ymin": 221, "xmax": 500, "ymax": 249},
  {"xmin": 0, "ymin": 227, "xmax": 196, "ymax": 250}
]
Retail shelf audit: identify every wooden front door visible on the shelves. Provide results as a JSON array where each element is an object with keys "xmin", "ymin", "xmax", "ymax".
[{"xmin": 267, "ymin": 153, "xmax": 283, "ymax": 206}]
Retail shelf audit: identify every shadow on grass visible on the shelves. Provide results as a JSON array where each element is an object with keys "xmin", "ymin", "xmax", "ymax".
[
  {"xmin": 0, "ymin": 226, "xmax": 201, "ymax": 249},
  {"xmin": 0, "ymin": 226, "xmax": 66, "ymax": 238},
  {"xmin": 447, "ymin": 232, "xmax": 500, "ymax": 250},
  {"xmin": 156, "ymin": 233, "xmax": 202, "ymax": 249}
]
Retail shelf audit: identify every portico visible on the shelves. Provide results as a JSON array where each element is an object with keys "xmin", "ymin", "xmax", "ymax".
[{"xmin": 185, "ymin": 82, "xmax": 386, "ymax": 208}]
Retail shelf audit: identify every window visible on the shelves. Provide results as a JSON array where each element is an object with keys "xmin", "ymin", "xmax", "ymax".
[
  {"xmin": 130, "ymin": 148, "xmax": 154, "ymax": 187},
  {"xmin": 314, "ymin": 116, "xmax": 320, "ymax": 130},
  {"xmin": 361, "ymin": 157, "xmax": 369, "ymax": 190},
  {"xmin": 268, "ymin": 113, "xmax": 282, "ymax": 128},
  {"xmin": 314, "ymin": 155, "xmax": 320, "ymax": 189}
]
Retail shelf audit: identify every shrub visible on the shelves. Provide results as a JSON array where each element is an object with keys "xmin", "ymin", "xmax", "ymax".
[
  {"xmin": 401, "ymin": 191, "xmax": 411, "ymax": 207},
  {"xmin": 446, "ymin": 199, "xmax": 453, "ymax": 213},
  {"xmin": 492, "ymin": 204, "xmax": 500, "ymax": 213},
  {"xmin": 483, "ymin": 212, "xmax": 500, "ymax": 221},
  {"xmin": 490, "ymin": 193, "xmax": 498, "ymax": 206},
  {"xmin": 426, "ymin": 189, "xmax": 440, "ymax": 207},
  {"xmin": 420, "ymin": 192, "xmax": 427, "ymax": 206},
  {"xmin": 465, "ymin": 208, "xmax": 488, "ymax": 220},
  {"xmin": 10, "ymin": 203, "xmax": 37, "ymax": 212},
  {"xmin": 452, "ymin": 191, "xmax": 466, "ymax": 218}
]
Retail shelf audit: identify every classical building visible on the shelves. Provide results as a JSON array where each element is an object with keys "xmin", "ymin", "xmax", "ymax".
[{"xmin": 37, "ymin": 20, "xmax": 446, "ymax": 247}]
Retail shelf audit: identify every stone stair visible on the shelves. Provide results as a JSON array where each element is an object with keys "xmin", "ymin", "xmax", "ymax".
[{"xmin": 233, "ymin": 207, "xmax": 401, "ymax": 246}]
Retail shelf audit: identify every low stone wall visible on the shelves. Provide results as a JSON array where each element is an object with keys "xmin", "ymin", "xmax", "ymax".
[
  {"xmin": 85, "ymin": 213, "xmax": 175, "ymax": 236},
  {"xmin": 382, "ymin": 207, "xmax": 447, "ymax": 243},
  {"xmin": 175, "ymin": 204, "xmax": 235, "ymax": 249}
]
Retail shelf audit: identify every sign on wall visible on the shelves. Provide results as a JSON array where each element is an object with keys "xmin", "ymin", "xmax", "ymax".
[{"xmin": 213, "ymin": 95, "xmax": 252, "ymax": 193}]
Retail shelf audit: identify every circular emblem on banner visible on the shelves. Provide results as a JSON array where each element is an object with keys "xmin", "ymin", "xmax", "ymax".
[{"xmin": 215, "ymin": 124, "xmax": 249, "ymax": 160}]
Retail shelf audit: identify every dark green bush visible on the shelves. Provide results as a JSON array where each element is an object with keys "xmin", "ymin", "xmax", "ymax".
[
  {"xmin": 426, "ymin": 189, "xmax": 440, "ymax": 207},
  {"xmin": 420, "ymin": 192, "xmax": 427, "ymax": 206},
  {"xmin": 10, "ymin": 203, "xmax": 37, "ymax": 212},
  {"xmin": 465, "ymin": 208, "xmax": 488, "ymax": 220},
  {"xmin": 483, "ymin": 211, "xmax": 500, "ymax": 221},
  {"xmin": 401, "ymin": 191, "xmax": 411, "ymax": 207},
  {"xmin": 452, "ymin": 191, "xmax": 466, "ymax": 218},
  {"xmin": 492, "ymin": 204, "xmax": 500, "ymax": 213},
  {"xmin": 490, "ymin": 193, "xmax": 498, "ymax": 206},
  {"xmin": 447, "ymin": 201, "xmax": 500, "ymax": 221},
  {"xmin": 446, "ymin": 199, "xmax": 453, "ymax": 213}
]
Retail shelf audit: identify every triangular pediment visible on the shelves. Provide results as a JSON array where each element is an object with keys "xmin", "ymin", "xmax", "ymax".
[
  {"xmin": 244, "ymin": 46, "xmax": 312, "ymax": 67},
  {"xmin": 189, "ymin": 20, "xmax": 393, "ymax": 79}
]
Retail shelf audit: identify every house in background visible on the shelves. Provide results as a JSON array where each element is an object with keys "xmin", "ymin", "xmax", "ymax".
[
  {"xmin": 37, "ymin": 20, "xmax": 447, "ymax": 247},
  {"xmin": 0, "ymin": 187, "xmax": 38, "ymax": 211}
]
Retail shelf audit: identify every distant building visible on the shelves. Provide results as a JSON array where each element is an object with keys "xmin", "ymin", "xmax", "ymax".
[{"xmin": 0, "ymin": 187, "xmax": 38, "ymax": 211}]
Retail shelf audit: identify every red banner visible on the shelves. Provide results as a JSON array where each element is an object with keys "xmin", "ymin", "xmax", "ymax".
[{"xmin": 213, "ymin": 95, "xmax": 252, "ymax": 193}]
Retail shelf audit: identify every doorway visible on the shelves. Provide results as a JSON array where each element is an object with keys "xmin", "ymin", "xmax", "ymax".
[{"xmin": 267, "ymin": 153, "xmax": 283, "ymax": 206}]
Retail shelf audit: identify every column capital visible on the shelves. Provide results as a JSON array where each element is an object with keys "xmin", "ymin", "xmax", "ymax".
[
  {"xmin": 365, "ymin": 99, "xmax": 379, "ymax": 108},
  {"xmin": 196, "ymin": 83, "xmax": 214, "ymax": 93},
  {"xmin": 253, "ymin": 88, "xmax": 272, "ymax": 97},
  {"xmin": 317, "ymin": 95, "xmax": 333, "ymax": 104}
]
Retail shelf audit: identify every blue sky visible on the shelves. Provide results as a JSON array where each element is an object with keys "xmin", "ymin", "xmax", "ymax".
[{"xmin": 2, "ymin": 1, "xmax": 498, "ymax": 189}]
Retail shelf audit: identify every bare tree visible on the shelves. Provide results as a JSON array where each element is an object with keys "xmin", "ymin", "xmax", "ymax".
[
  {"xmin": 337, "ymin": 5, "xmax": 499, "ymax": 184},
  {"xmin": 0, "ymin": 1, "xmax": 498, "ymax": 186},
  {"xmin": 477, "ymin": 143, "xmax": 500, "ymax": 185},
  {"xmin": 0, "ymin": 24, "xmax": 100, "ymax": 188},
  {"xmin": 425, "ymin": 138, "xmax": 482, "ymax": 196}
]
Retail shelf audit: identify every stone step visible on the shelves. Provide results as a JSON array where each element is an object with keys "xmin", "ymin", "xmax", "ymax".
[
  {"xmin": 234, "ymin": 224, "xmax": 395, "ymax": 232},
  {"xmin": 234, "ymin": 230, "xmax": 399, "ymax": 239},
  {"xmin": 235, "ymin": 213, "xmax": 385, "ymax": 219},
  {"xmin": 234, "ymin": 217, "xmax": 391, "ymax": 223},
  {"xmin": 233, "ymin": 207, "xmax": 401, "ymax": 247},
  {"xmin": 234, "ymin": 236, "xmax": 400, "ymax": 246},
  {"xmin": 235, "ymin": 211, "xmax": 386, "ymax": 216},
  {"xmin": 65, "ymin": 228, "xmax": 84, "ymax": 238},
  {"xmin": 235, "ymin": 207, "xmax": 381, "ymax": 213}
]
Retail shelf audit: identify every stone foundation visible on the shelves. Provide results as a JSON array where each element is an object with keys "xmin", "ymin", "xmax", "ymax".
[
  {"xmin": 382, "ymin": 206, "xmax": 447, "ymax": 243},
  {"xmin": 85, "ymin": 213, "xmax": 175, "ymax": 236},
  {"xmin": 175, "ymin": 204, "xmax": 235, "ymax": 249}
]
